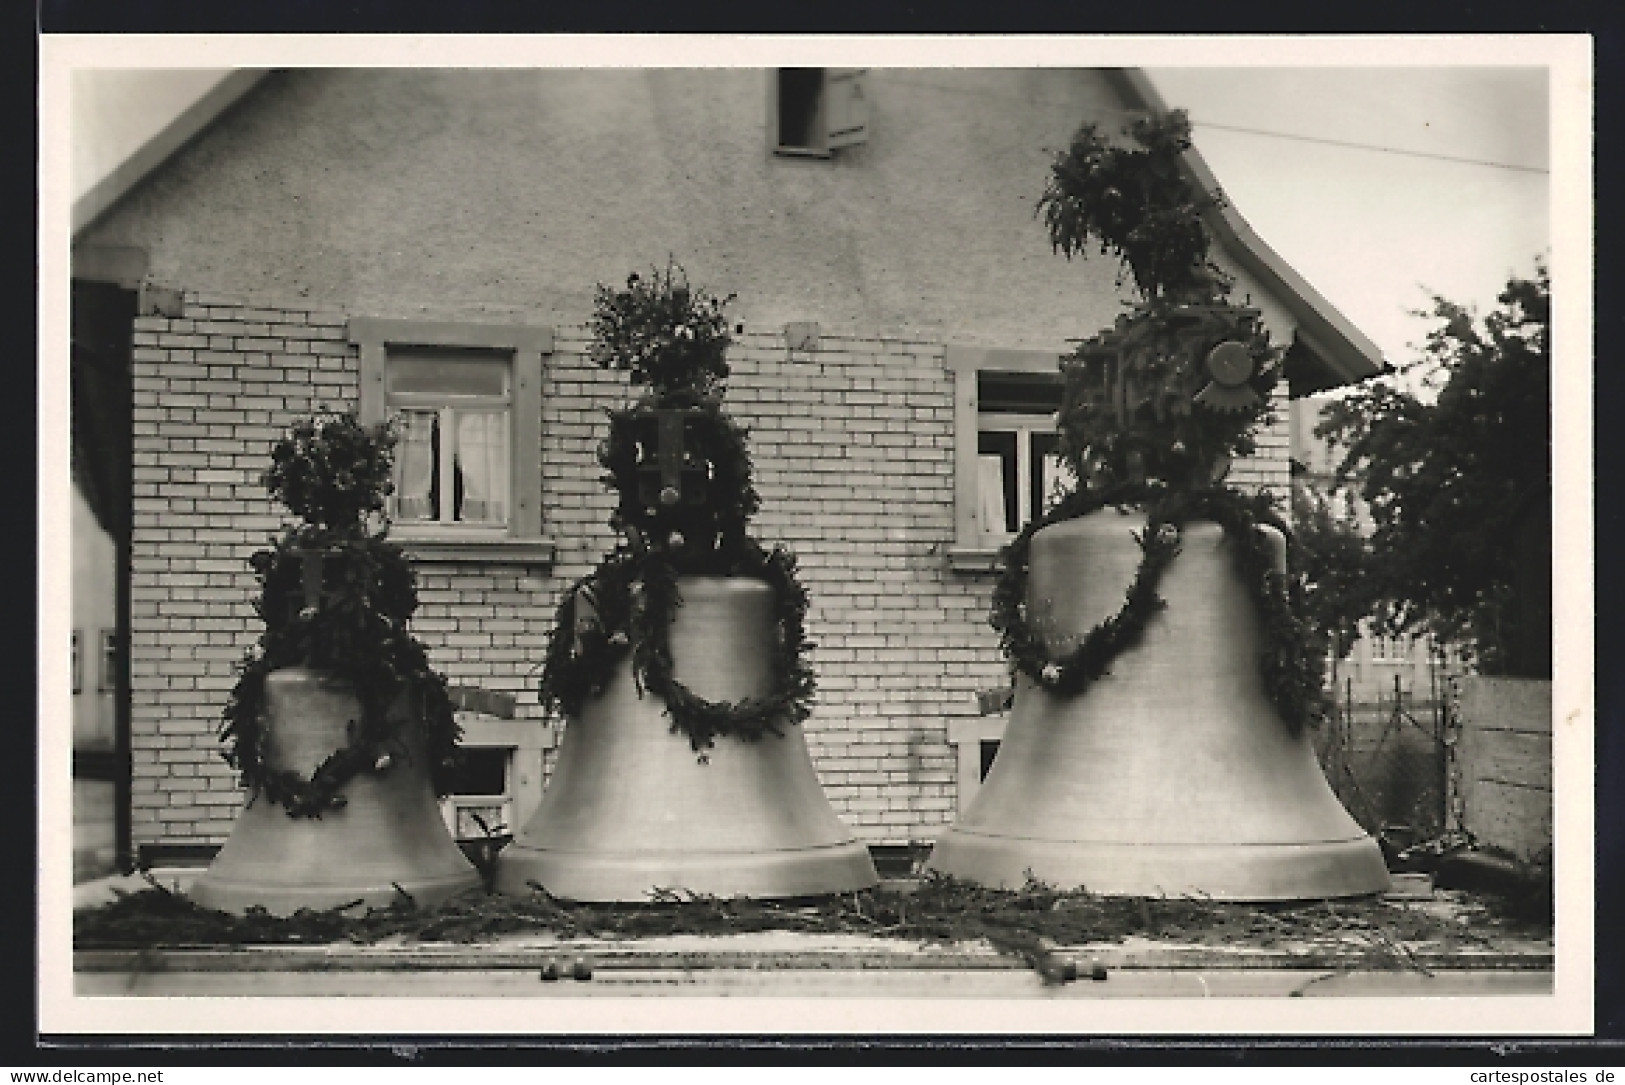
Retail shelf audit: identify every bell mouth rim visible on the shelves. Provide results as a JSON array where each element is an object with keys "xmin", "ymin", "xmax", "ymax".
[
  {"xmin": 499, "ymin": 838, "xmax": 871, "ymax": 861},
  {"xmin": 934, "ymin": 828, "xmax": 1380, "ymax": 848},
  {"xmin": 187, "ymin": 868, "xmax": 482, "ymax": 917},
  {"xmin": 493, "ymin": 837, "xmax": 879, "ymax": 902},
  {"xmin": 925, "ymin": 831, "xmax": 1391, "ymax": 901}
]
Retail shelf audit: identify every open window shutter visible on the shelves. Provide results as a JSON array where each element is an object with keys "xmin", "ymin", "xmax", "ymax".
[{"xmin": 824, "ymin": 69, "xmax": 869, "ymax": 149}]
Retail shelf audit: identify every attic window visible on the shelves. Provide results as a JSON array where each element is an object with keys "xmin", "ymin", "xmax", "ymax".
[
  {"xmin": 777, "ymin": 69, "xmax": 824, "ymax": 150},
  {"xmin": 772, "ymin": 69, "xmax": 869, "ymax": 157}
]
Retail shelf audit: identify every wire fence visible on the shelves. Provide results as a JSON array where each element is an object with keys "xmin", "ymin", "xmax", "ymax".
[{"xmin": 1313, "ymin": 667, "xmax": 1456, "ymax": 850}]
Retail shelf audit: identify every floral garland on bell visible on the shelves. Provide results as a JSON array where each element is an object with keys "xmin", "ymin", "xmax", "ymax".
[
  {"xmin": 635, "ymin": 543, "xmax": 816, "ymax": 753},
  {"xmin": 990, "ymin": 480, "xmax": 1167, "ymax": 699},
  {"xmin": 541, "ymin": 540, "xmax": 816, "ymax": 756},
  {"xmin": 220, "ymin": 416, "xmax": 461, "ymax": 818},
  {"xmin": 540, "ymin": 261, "xmax": 817, "ymax": 756},
  {"xmin": 989, "ymin": 482, "xmax": 1327, "ymax": 735}
]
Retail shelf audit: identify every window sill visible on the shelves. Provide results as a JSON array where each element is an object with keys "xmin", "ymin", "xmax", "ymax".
[
  {"xmin": 946, "ymin": 545, "xmax": 1007, "ymax": 574},
  {"xmin": 456, "ymin": 715, "xmax": 557, "ymax": 750},
  {"xmin": 397, "ymin": 537, "xmax": 556, "ymax": 567},
  {"xmin": 948, "ymin": 714, "xmax": 1010, "ymax": 747}
]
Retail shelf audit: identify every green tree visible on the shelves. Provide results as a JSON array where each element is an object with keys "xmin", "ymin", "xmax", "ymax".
[
  {"xmin": 1315, "ymin": 264, "xmax": 1551, "ymax": 674},
  {"xmin": 1287, "ymin": 473, "xmax": 1371, "ymax": 662}
]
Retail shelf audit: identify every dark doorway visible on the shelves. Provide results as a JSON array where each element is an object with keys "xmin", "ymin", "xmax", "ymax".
[{"xmin": 71, "ymin": 278, "xmax": 137, "ymax": 875}]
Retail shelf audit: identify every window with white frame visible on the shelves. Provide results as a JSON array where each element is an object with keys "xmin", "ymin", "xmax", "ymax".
[
  {"xmin": 976, "ymin": 373, "xmax": 1069, "ymax": 542},
  {"xmin": 946, "ymin": 346, "xmax": 1071, "ymax": 570},
  {"xmin": 771, "ymin": 68, "xmax": 869, "ymax": 157},
  {"xmin": 98, "ymin": 629, "xmax": 117, "ymax": 692},
  {"xmin": 1368, "ymin": 630, "xmax": 1412, "ymax": 664},
  {"xmin": 436, "ymin": 711, "xmax": 554, "ymax": 843},
  {"xmin": 350, "ymin": 318, "xmax": 554, "ymax": 563},
  {"xmin": 386, "ymin": 350, "xmax": 512, "ymax": 529},
  {"xmin": 440, "ymin": 745, "xmax": 513, "ymax": 840}
]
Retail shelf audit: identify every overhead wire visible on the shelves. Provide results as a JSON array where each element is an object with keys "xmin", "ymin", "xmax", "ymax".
[
  {"xmin": 1185, "ymin": 118, "xmax": 1548, "ymax": 175},
  {"xmin": 878, "ymin": 74, "xmax": 1549, "ymax": 175}
]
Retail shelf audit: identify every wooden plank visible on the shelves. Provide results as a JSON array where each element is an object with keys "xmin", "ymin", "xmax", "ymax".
[
  {"xmin": 1458, "ymin": 676, "xmax": 1552, "ymax": 735},
  {"xmin": 1461, "ymin": 778, "xmax": 1552, "ymax": 861},
  {"xmin": 1458, "ymin": 728, "xmax": 1552, "ymax": 793},
  {"xmin": 73, "ymin": 935, "xmax": 1553, "ymax": 976}
]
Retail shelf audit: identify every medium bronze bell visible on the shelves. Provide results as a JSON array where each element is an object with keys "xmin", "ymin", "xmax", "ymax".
[
  {"xmin": 189, "ymin": 667, "xmax": 480, "ymax": 915},
  {"xmin": 495, "ymin": 577, "xmax": 878, "ymax": 901},
  {"xmin": 926, "ymin": 510, "xmax": 1389, "ymax": 900}
]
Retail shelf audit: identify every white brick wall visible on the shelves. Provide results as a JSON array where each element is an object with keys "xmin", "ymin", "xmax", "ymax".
[
  {"xmin": 130, "ymin": 295, "xmax": 361, "ymax": 844},
  {"xmin": 1226, "ymin": 380, "xmax": 1293, "ymax": 502},
  {"xmin": 129, "ymin": 291, "xmax": 1296, "ymax": 848}
]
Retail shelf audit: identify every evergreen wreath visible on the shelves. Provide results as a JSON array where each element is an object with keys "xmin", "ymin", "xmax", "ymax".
[
  {"xmin": 542, "ymin": 540, "xmax": 816, "ymax": 756},
  {"xmin": 990, "ymin": 483, "xmax": 1327, "ymax": 734},
  {"xmin": 990, "ymin": 480, "xmax": 1167, "ymax": 700},
  {"xmin": 219, "ymin": 415, "xmax": 461, "ymax": 818},
  {"xmin": 540, "ymin": 262, "xmax": 817, "ymax": 755}
]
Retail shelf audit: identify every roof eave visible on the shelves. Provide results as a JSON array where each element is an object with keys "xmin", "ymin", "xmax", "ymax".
[
  {"xmin": 72, "ymin": 69, "xmax": 272, "ymax": 241},
  {"xmin": 1105, "ymin": 69, "xmax": 1388, "ymax": 391}
]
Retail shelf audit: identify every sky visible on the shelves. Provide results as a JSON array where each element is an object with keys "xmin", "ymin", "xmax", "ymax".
[
  {"xmin": 70, "ymin": 67, "xmax": 234, "ymax": 203},
  {"xmin": 64, "ymin": 48, "xmax": 1570, "ymax": 372},
  {"xmin": 1146, "ymin": 66, "xmax": 1552, "ymax": 367}
]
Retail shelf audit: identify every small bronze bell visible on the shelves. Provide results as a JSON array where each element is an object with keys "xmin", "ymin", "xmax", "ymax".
[{"xmin": 926, "ymin": 509, "xmax": 1388, "ymax": 900}]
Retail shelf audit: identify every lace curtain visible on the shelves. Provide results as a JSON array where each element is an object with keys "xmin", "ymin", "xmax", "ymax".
[
  {"xmin": 455, "ymin": 411, "xmax": 508, "ymax": 525},
  {"xmin": 978, "ymin": 454, "xmax": 1008, "ymax": 536},
  {"xmin": 393, "ymin": 411, "xmax": 437, "ymax": 521}
]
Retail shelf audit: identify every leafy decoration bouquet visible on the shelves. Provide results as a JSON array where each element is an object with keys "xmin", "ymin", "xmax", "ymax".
[
  {"xmin": 221, "ymin": 415, "xmax": 460, "ymax": 817},
  {"xmin": 542, "ymin": 263, "xmax": 816, "ymax": 754}
]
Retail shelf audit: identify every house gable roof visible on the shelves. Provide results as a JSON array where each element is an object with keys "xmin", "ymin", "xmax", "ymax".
[
  {"xmin": 1105, "ymin": 69, "xmax": 1387, "ymax": 392},
  {"xmin": 73, "ymin": 66, "xmax": 1387, "ymax": 392},
  {"xmin": 72, "ymin": 69, "xmax": 270, "ymax": 239}
]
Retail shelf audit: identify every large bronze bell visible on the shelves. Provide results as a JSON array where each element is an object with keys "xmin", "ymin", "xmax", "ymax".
[
  {"xmin": 926, "ymin": 509, "xmax": 1389, "ymax": 900},
  {"xmin": 496, "ymin": 577, "xmax": 878, "ymax": 901},
  {"xmin": 189, "ymin": 667, "xmax": 481, "ymax": 915}
]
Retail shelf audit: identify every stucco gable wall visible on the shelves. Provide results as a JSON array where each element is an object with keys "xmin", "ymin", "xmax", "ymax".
[
  {"xmin": 79, "ymin": 67, "xmax": 1305, "ymax": 355},
  {"xmin": 1213, "ymin": 249, "xmax": 1299, "ymax": 352}
]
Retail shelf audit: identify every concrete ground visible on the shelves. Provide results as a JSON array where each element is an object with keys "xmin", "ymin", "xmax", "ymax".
[{"xmin": 76, "ymin": 962, "xmax": 1552, "ymax": 998}]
